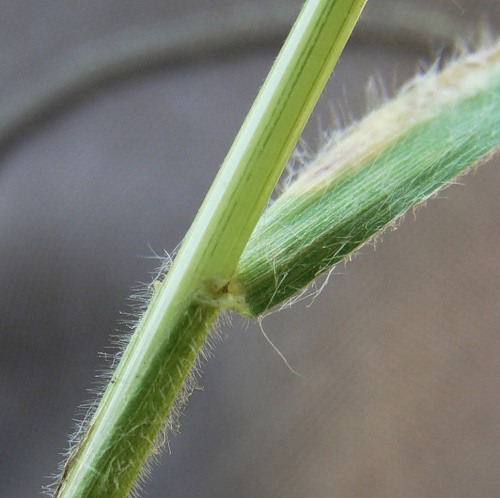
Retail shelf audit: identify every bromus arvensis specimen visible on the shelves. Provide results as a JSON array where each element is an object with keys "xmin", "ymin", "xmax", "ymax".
[
  {"xmin": 50, "ymin": 1, "xmax": 368, "ymax": 496},
  {"xmin": 48, "ymin": 1, "xmax": 500, "ymax": 496}
]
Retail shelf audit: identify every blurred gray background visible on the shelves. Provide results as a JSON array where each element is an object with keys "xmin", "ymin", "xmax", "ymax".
[{"xmin": 1, "ymin": 1, "xmax": 499, "ymax": 496}]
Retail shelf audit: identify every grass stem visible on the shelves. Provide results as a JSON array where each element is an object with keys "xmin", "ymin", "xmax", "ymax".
[{"xmin": 52, "ymin": 1, "xmax": 367, "ymax": 496}]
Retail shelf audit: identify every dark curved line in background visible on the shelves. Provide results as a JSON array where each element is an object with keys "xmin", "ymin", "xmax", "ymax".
[{"xmin": 0, "ymin": 2, "xmax": 467, "ymax": 155}]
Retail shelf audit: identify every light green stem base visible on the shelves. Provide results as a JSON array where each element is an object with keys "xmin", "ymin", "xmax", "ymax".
[{"xmin": 52, "ymin": 1, "xmax": 367, "ymax": 496}]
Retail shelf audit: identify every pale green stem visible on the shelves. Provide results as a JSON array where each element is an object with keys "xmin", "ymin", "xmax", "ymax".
[{"xmin": 53, "ymin": 1, "xmax": 367, "ymax": 497}]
